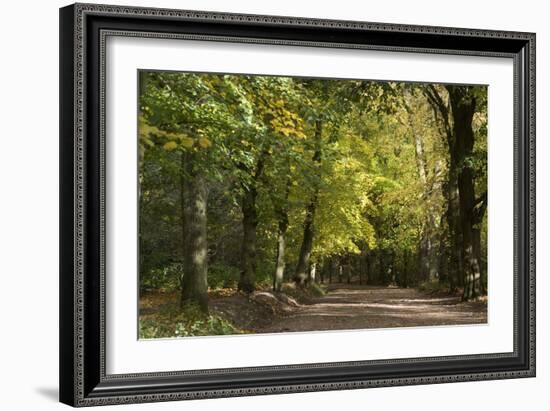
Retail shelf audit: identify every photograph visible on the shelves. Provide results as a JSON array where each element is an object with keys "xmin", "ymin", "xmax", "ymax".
[{"xmin": 137, "ymin": 71, "xmax": 489, "ymax": 339}]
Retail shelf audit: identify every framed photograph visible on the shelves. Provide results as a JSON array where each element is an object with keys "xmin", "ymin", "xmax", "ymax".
[{"xmin": 59, "ymin": 3, "xmax": 535, "ymax": 407}]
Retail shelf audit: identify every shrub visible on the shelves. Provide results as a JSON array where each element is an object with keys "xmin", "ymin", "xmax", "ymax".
[
  {"xmin": 418, "ymin": 279, "xmax": 449, "ymax": 294},
  {"xmin": 139, "ymin": 303, "xmax": 241, "ymax": 339},
  {"xmin": 207, "ymin": 263, "xmax": 240, "ymax": 289},
  {"xmin": 140, "ymin": 262, "xmax": 183, "ymax": 292}
]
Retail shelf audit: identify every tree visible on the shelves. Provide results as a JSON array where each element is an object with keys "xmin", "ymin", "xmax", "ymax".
[
  {"xmin": 447, "ymin": 85, "xmax": 486, "ymax": 300},
  {"xmin": 423, "ymin": 84, "xmax": 487, "ymax": 299},
  {"xmin": 293, "ymin": 79, "xmax": 395, "ymax": 285},
  {"xmin": 231, "ymin": 76, "xmax": 308, "ymax": 292},
  {"xmin": 139, "ymin": 72, "xmax": 257, "ymax": 310},
  {"xmin": 294, "ymin": 118, "xmax": 323, "ymax": 285},
  {"xmin": 402, "ymin": 89, "xmax": 446, "ymax": 283},
  {"xmin": 180, "ymin": 152, "xmax": 209, "ymax": 310}
]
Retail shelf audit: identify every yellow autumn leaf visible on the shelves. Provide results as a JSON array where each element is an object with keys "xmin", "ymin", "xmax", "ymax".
[
  {"xmin": 270, "ymin": 118, "xmax": 281, "ymax": 128},
  {"xmin": 163, "ymin": 141, "xmax": 178, "ymax": 151},
  {"xmin": 280, "ymin": 128, "xmax": 292, "ymax": 137},
  {"xmin": 198, "ymin": 137, "xmax": 212, "ymax": 149},
  {"xmin": 180, "ymin": 137, "xmax": 194, "ymax": 148}
]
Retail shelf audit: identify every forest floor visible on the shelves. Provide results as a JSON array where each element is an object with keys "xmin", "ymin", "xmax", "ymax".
[
  {"xmin": 287, "ymin": 284, "xmax": 483, "ymax": 332},
  {"xmin": 140, "ymin": 283, "xmax": 487, "ymax": 338}
]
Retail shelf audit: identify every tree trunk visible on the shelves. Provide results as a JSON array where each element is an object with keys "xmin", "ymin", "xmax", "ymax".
[
  {"xmin": 447, "ymin": 86, "xmax": 482, "ymax": 301},
  {"xmin": 407, "ymin": 99, "xmax": 439, "ymax": 283},
  {"xmin": 377, "ymin": 251, "xmax": 389, "ymax": 285},
  {"xmin": 426, "ymin": 161, "xmax": 444, "ymax": 282},
  {"xmin": 294, "ymin": 199, "xmax": 316, "ymax": 286},
  {"xmin": 178, "ymin": 151, "xmax": 186, "ymax": 291},
  {"xmin": 473, "ymin": 226, "xmax": 486, "ymax": 294},
  {"xmin": 437, "ymin": 219, "xmax": 449, "ymax": 285},
  {"xmin": 419, "ymin": 234, "xmax": 431, "ymax": 282},
  {"xmin": 238, "ymin": 152, "xmax": 267, "ymax": 293},
  {"xmin": 273, "ymin": 223, "xmax": 287, "ymax": 292},
  {"xmin": 458, "ymin": 168, "xmax": 482, "ymax": 300},
  {"xmin": 473, "ymin": 193, "xmax": 488, "ymax": 294},
  {"xmin": 389, "ymin": 252, "xmax": 396, "ymax": 285},
  {"xmin": 423, "ymin": 85, "xmax": 462, "ymax": 292},
  {"xmin": 402, "ymin": 250, "xmax": 410, "ymax": 288},
  {"xmin": 238, "ymin": 187, "xmax": 258, "ymax": 293},
  {"xmin": 294, "ymin": 121, "xmax": 322, "ymax": 286},
  {"xmin": 180, "ymin": 153, "xmax": 209, "ymax": 312},
  {"xmin": 308, "ymin": 262, "xmax": 317, "ymax": 284},
  {"xmin": 445, "ymin": 176, "xmax": 463, "ymax": 291},
  {"xmin": 273, "ymin": 176, "xmax": 291, "ymax": 292}
]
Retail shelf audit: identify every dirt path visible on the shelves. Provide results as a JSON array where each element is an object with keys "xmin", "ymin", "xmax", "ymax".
[{"xmin": 248, "ymin": 284, "xmax": 487, "ymax": 333}]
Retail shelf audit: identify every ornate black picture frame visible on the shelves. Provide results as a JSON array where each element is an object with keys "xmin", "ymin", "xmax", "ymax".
[{"xmin": 59, "ymin": 3, "xmax": 535, "ymax": 407}]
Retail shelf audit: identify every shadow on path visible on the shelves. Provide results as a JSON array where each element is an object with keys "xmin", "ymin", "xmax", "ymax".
[{"xmin": 252, "ymin": 284, "xmax": 487, "ymax": 333}]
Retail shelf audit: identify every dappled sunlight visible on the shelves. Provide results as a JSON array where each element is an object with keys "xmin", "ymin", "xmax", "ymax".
[
  {"xmin": 252, "ymin": 284, "xmax": 487, "ymax": 334},
  {"xmin": 384, "ymin": 298, "xmax": 459, "ymax": 304},
  {"xmin": 138, "ymin": 71, "xmax": 488, "ymax": 338},
  {"xmin": 140, "ymin": 282, "xmax": 487, "ymax": 338}
]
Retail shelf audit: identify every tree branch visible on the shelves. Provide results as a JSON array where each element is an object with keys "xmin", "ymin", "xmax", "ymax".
[{"xmin": 423, "ymin": 85, "xmax": 453, "ymax": 148}]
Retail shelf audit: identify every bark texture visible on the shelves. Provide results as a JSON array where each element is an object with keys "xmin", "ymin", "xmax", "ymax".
[
  {"xmin": 238, "ymin": 187, "xmax": 259, "ymax": 293},
  {"xmin": 447, "ymin": 86, "xmax": 482, "ymax": 301},
  {"xmin": 180, "ymin": 153, "xmax": 209, "ymax": 311},
  {"xmin": 273, "ymin": 175, "xmax": 291, "ymax": 292},
  {"xmin": 238, "ymin": 150, "xmax": 268, "ymax": 293},
  {"xmin": 273, "ymin": 213, "xmax": 288, "ymax": 292}
]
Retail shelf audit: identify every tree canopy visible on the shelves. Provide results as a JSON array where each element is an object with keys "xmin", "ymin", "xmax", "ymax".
[{"xmin": 138, "ymin": 71, "xmax": 488, "ymax": 323}]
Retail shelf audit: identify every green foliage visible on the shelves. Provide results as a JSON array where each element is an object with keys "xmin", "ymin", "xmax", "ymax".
[
  {"xmin": 140, "ymin": 262, "xmax": 183, "ymax": 292},
  {"xmin": 139, "ymin": 303, "xmax": 240, "ymax": 339},
  {"xmin": 138, "ymin": 70, "xmax": 488, "ymax": 312},
  {"xmin": 207, "ymin": 263, "xmax": 240, "ymax": 289},
  {"xmin": 418, "ymin": 279, "xmax": 450, "ymax": 294}
]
